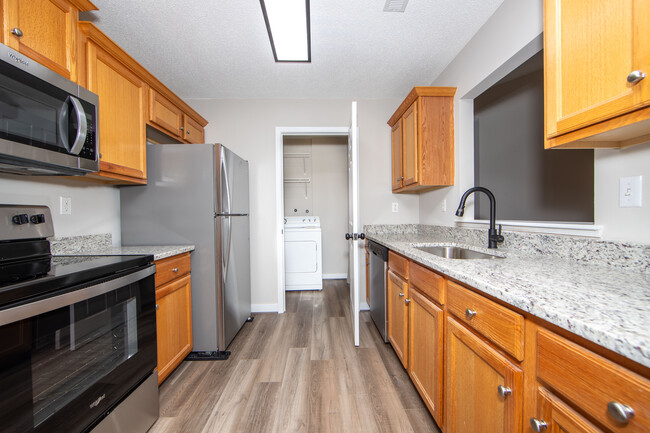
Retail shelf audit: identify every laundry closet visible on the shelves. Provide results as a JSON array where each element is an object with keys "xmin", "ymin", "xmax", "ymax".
[{"xmin": 283, "ymin": 136, "xmax": 349, "ymax": 291}]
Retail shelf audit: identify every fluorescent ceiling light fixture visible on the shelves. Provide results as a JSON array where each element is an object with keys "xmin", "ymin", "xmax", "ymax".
[{"xmin": 260, "ymin": 0, "xmax": 311, "ymax": 62}]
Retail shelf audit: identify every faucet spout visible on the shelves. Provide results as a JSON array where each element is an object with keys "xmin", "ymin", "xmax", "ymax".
[{"xmin": 455, "ymin": 187, "xmax": 504, "ymax": 248}]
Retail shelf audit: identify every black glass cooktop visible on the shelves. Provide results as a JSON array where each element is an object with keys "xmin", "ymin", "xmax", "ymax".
[{"xmin": 0, "ymin": 254, "xmax": 154, "ymax": 309}]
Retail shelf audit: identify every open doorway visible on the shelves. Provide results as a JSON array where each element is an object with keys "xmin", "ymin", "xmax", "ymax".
[{"xmin": 275, "ymin": 127, "xmax": 350, "ymax": 314}]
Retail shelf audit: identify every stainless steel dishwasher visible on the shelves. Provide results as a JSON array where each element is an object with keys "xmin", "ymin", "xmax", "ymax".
[{"xmin": 368, "ymin": 240, "xmax": 389, "ymax": 343}]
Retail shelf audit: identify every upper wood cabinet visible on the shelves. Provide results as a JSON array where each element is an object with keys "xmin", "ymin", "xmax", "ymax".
[
  {"xmin": 0, "ymin": 0, "xmax": 97, "ymax": 81},
  {"xmin": 387, "ymin": 87, "xmax": 456, "ymax": 193},
  {"xmin": 446, "ymin": 317, "xmax": 523, "ymax": 433},
  {"xmin": 545, "ymin": 0, "xmax": 650, "ymax": 149},
  {"xmin": 78, "ymin": 23, "xmax": 147, "ymax": 184},
  {"xmin": 182, "ymin": 113, "xmax": 205, "ymax": 144},
  {"xmin": 148, "ymin": 88, "xmax": 206, "ymax": 144}
]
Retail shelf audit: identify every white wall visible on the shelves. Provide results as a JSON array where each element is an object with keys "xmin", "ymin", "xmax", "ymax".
[
  {"xmin": 420, "ymin": 0, "xmax": 650, "ymax": 244},
  {"xmin": 186, "ymin": 98, "xmax": 417, "ymax": 309},
  {"xmin": 0, "ymin": 174, "xmax": 121, "ymax": 243},
  {"xmin": 312, "ymin": 136, "xmax": 349, "ymax": 277}
]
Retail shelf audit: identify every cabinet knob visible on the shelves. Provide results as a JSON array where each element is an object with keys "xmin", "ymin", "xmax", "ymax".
[
  {"xmin": 405, "ymin": 298, "xmax": 411, "ymax": 304},
  {"xmin": 529, "ymin": 418, "xmax": 548, "ymax": 432},
  {"xmin": 155, "ymin": 304, "xmax": 159, "ymax": 311},
  {"xmin": 180, "ymin": 126, "xmax": 184, "ymax": 130},
  {"xmin": 627, "ymin": 70, "xmax": 646, "ymax": 85},
  {"xmin": 172, "ymin": 267, "xmax": 179, "ymax": 273},
  {"xmin": 607, "ymin": 401, "xmax": 635, "ymax": 424},
  {"xmin": 497, "ymin": 385, "xmax": 511, "ymax": 398},
  {"xmin": 399, "ymin": 292, "xmax": 404, "ymax": 298},
  {"xmin": 465, "ymin": 308, "xmax": 477, "ymax": 319},
  {"xmin": 186, "ymin": 130, "xmax": 190, "ymax": 134},
  {"xmin": 11, "ymin": 27, "xmax": 23, "ymax": 37}
]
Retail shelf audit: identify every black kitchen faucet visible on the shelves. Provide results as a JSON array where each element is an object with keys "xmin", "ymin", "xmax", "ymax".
[{"xmin": 455, "ymin": 187, "xmax": 504, "ymax": 249}]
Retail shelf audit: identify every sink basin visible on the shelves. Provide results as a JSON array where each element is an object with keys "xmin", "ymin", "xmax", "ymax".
[{"xmin": 415, "ymin": 245, "xmax": 504, "ymax": 260}]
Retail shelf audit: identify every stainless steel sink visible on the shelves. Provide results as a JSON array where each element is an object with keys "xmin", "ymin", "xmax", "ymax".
[{"xmin": 415, "ymin": 245, "xmax": 504, "ymax": 260}]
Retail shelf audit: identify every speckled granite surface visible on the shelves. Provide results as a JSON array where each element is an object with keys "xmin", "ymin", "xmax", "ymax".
[
  {"xmin": 51, "ymin": 234, "xmax": 194, "ymax": 261},
  {"xmin": 365, "ymin": 225, "xmax": 650, "ymax": 368}
]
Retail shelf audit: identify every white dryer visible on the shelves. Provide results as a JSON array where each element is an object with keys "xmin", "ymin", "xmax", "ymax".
[{"xmin": 284, "ymin": 216, "xmax": 323, "ymax": 291}]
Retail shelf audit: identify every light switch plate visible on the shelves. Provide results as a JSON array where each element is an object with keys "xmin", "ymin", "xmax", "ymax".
[{"xmin": 619, "ymin": 176, "xmax": 642, "ymax": 208}]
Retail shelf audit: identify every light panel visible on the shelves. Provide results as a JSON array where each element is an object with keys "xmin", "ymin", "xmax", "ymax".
[{"xmin": 260, "ymin": 0, "xmax": 311, "ymax": 62}]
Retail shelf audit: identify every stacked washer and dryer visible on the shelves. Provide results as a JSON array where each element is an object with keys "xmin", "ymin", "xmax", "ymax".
[{"xmin": 284, "ymin": 216, "xmax": 323, "ymax": 290}]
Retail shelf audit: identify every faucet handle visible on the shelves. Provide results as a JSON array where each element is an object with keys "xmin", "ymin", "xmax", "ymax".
[{"xmin": 493, "ymin": 224, "xmax": 505, "ymax": 244}]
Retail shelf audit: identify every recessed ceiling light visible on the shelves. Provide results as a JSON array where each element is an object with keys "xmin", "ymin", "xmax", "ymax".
[
  {"xmin": 260, "ymin": 0, "xmax": 311, "ymax": 63},
  {"xmin": 383, "ymin": 0, "xmax": 409, "ymax": 12}
]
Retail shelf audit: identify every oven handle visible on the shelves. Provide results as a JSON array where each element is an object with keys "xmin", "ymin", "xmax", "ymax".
[{"xmin": 0, "ymin": 265, "xmax": 155, "ymax": 327}]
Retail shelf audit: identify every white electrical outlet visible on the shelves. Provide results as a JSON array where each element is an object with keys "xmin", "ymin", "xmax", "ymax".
[
  {"xmin": 60, "ymin": 196, "xmax": 72, "ymax": 215},
  {"xmin": 619, "ymin": 176, "xmax": 642, "ymax": 208},
  {"xmin": 392, "ymin": 202, "xmax": 399, "ymax": 213},
  {"xmin": 441, "ymin": 199, "xmax": 447, "ymax": 212}
]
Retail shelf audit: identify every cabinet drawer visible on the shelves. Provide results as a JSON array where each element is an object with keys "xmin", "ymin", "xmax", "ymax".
[
  {"xmin": 537, "ymin": 328, "xmax": 650, "ymax": 432},
  {"xmin": 446, "ymin": 281, "xmax": 524, "ymax": 361},
  {"xmin": 409, "ymin": 261, "xmax": 445, "ymax": 305},
  {"xmin": 388, "ymin": 251, "xmax": 408, "ymax": 279},
  {"xmin": 155, "ymin": 253, "xmax": 191, "ymax": 287}
]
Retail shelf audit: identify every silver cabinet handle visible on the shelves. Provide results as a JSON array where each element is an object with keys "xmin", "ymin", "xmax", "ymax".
[
  {"xmin": 186, "ymin": 130, "xmax": 190, "ymax": 134},
  {"xmin": 529, "ymin": 418, "xmax": 548, "ymax": 432},
  {"xmin": 172, "ymin": 267, "xmax": 179, "ymax": 273},
  {"xmin": 180, "ymin": 126, "xmax": 184, "ymax": 130},
  {"xmin": 11, "ymin": 27, "xmax": 23, "ymax": 37},
  {"xmin": 399, "ymin": 292, "xmax": 404, "ymax": 297},
  {"xmin": 465, "ymin": 308, "xmax": 477, "ymax": 319},
  {"xmin": 405, "ymin": 298, "xmax": 411, "ymax": 304},
  {"xmin": 607, "ymin": 401, "xmax": 635, "ymax": 424},
  {"xmin": 497, "ymin": 385, "xmax": 511, "ymax": 398},
  {"xmin": 155, "ymin": 304, "xmax": 159, "ymax": 311},
  {"xmin": 627, "ymin": 70, "xmax": 646, "ymax": 85}
]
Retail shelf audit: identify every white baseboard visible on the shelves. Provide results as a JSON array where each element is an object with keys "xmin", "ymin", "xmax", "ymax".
[
  {"xmin": 251, "ymin": 303, "xmax": 280, "ymax": 313},
  {"xmin": 323, "ymin": 273, "xmax": 347, "ymax": 279},
  {"xmin": 360, "ymin": 301, "xmax": 369, "ymax": 311}
]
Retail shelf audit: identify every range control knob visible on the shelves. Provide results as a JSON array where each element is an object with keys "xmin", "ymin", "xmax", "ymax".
[
  {"xmin": 30, "ymin": 214, "xmax": 46, "ymax": 224},
  {"xmin": 12, "ymin": 214, "xmax": 29, "ymax": 225}
]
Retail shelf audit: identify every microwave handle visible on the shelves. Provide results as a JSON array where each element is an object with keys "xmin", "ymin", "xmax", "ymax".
[{"xmin": 58, "ymin": 96, "xmax": 88, "ymax": 156}]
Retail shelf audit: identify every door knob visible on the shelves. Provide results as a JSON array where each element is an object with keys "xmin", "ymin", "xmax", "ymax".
[
  {"xmin": 627, "ymin": 70, "xmax": 646, "ymax": 85},
  {"xmin": 345, "ymin": 233, "xmax": 352, "ymax": 240}
]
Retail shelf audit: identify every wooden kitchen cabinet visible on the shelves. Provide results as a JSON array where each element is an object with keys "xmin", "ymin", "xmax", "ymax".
[
  {"xmin": 148, "ymin": 88, "xmax": 206, "ymax": 144},
  {"xmin": 78, "ymin": 23, "xmax": 147, "ymax": 184},
  {"xmin": 182, "ymin": 114, "xmax": 205, "ymax": 144},
  {"xmin": 387, "ymin": 269, "xmax": 409, "ymax": 368},
  {"xmin": 387, "ymin": 87, "xmax": 456, "ymax": 192},
  {"xmin": 0, "ymin": 0, "xmax": 97, "ymax": 81},
  {"xmin": 155, "ymin": 253, "xmax": 193, "ymax": 385},
  {"xmin": 409, "ymin": 287, "xmax": 444, "ymax": 426},
  {"xmin": 544, "ymin": 0, "xmax": 650, "ymax": 149},
  {"xmin": 446, "ymin": 316, "xmax": 523, "ymax": 433},
  {"xmin": 530, "ymin": 387, "xmax": 602, "ymax": 433}
]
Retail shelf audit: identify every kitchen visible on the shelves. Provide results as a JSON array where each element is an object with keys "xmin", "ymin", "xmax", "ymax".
[{"xmin": 1, "ymin": 0, "xmax": 649, "ymax": 432}]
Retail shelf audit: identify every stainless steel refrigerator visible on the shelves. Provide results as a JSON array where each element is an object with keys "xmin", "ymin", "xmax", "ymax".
[{"xmin": 120, "ymin": 143, "xmax": 251, "ymax": 356}]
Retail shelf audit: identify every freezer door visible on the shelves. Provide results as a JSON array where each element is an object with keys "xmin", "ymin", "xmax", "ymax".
[
  {"xmin": 216, "ymin": 214, "xmax": 251, "ymax": 350},
  {"xmin": 217, "ymin": 145, "xmax": 249, "ymax": 215}
]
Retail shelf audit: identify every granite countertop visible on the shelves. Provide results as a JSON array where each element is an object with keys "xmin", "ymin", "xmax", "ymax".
[
  {"xmin": 50, "ymin": 234, "xmax": 194, "ymax": 261},
  {"xmin": 366, "ymin": 229, "xmax": 650, "ymax": 369}
]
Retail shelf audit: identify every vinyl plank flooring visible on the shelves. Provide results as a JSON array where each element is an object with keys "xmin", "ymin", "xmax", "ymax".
[{"xmin": 151, "ymin": 279, "xmax": 437, "ymax": 433}]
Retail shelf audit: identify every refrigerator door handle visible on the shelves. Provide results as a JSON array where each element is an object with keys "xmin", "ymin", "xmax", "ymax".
[
  {"xmin": 221, "ymin": 147, "xmax": 232, "ymax": 215},
  {"xmin": 223, "ymin": 215, "xmax": 232, "ymax": 282}
]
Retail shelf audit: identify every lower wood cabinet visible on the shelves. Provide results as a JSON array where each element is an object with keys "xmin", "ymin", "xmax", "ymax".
[
  {"xmin": 445, "ymin": 317, "xmax": 523, "ymax": 433},
  {"xmin": 154, "ymin": 253, "xmax": 193, "ymax": 385},
  {"xmin": 387, "ymin": 269, "xmax": 409, "ymax": 368},
  {"xmin": 531, "ymin": 387, "xmax": 601, "ymax": 433},
  {"xmin": 409, "ymin": 287, "xmax": 444, "ymax": 426}
]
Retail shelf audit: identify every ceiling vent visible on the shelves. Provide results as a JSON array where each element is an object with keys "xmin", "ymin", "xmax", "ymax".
[{"xmin": 383, "ymin": 0, "xmax": 408, "ymax": 12}]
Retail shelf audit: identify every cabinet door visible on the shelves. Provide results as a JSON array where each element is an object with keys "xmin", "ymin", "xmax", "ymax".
[
  {"xmin": 1, "ymin": 0, "xmax": 79, "ymax": 80},
  {"xmin": 156, "ymin": 274, "xmax": 193, "ymax": 384},
  {"xmin": 391, "ymin": 120, "xmax": 403, "ymax": 190},
  {"xmin": 529, "ymin": 387, "xmax": 602, "ymax": 433},
  {"xmin": 387, "ymin": 269, "xmax": 408, "ymax": 368},
  {"xmin": 446, "ymin": 317, "xmax": 523, "ymax": 433},
  {"xmin": 183, "ymin": 115, "xmax": 204, "ymax": 144},
  {"xmin": 409, "ymin": 288, "xmax": 444, "ymax": 426},
  {"xmin": 148, "ymin": 89, "xmax": 183, "ymax": 139},
  {"xmin": 545, "ymin": 0, "xmax": 650, "ymax": 138},
  {"xmin": 402, "ymin": 102, "xmax": 418, "ymax": 186},
  {"xmin": 86, "ymin": 40, "xmax": 147, "ymax": 181}
]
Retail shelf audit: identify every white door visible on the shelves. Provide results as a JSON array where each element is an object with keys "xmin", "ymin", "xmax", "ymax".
[{"xmin": 348, "ymin": 101, "xmax": 360, "ymax": 346}]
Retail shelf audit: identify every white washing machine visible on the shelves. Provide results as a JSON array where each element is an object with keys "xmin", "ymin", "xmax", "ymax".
[{"xmin": 284, "ymin": 216, "xmax": 323, "ymax": 291}]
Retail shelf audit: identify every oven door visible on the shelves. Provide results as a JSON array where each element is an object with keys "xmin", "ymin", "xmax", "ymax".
[{"xmin": 0, "ymin": 265, "xmax": 156, "ymax": 433}]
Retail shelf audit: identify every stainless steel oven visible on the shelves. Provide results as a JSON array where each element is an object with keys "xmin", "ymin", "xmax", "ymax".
[
  {"xmin": 0, "ymin": 43, "xmax": 98, "ymax": 176},
  {"xmin": 0, "ymin": 205, "xmax": 158, "ymax": 433}
]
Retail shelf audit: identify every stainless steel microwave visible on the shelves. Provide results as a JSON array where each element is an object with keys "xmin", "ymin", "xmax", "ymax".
[{"xmin": 0, "ymin": 43, "xmax": 98, "ymax": 176}]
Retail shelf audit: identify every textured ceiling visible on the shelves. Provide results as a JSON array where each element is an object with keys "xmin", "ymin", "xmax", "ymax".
[{"xmin": 81, "ymin": 0, "xmax": 504, "ymax": 100}]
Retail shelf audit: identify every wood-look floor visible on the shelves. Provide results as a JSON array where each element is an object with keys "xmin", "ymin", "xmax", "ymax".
[{"xmin": 150, "ymin": 280, "xmax": 440, "ymax": 433}]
